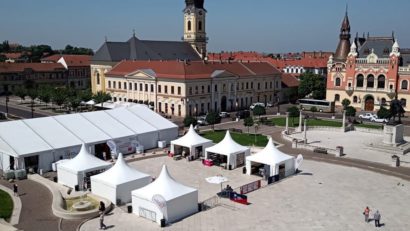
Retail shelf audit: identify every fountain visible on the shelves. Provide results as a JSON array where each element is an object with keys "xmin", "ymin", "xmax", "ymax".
[{"xmin": 72, "ymin": 200, "xmax": 93, "ymax": 211}]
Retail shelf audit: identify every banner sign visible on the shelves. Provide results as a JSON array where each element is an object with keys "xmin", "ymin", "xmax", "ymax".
[{"xmin": 106, "ymin": 140, "xmax": 117, "ymax": 155}]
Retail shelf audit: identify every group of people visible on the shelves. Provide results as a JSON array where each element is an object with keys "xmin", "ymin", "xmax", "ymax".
[{"xmin": 363, "ymin": 206, "xmax": 382, "ymax": 228}]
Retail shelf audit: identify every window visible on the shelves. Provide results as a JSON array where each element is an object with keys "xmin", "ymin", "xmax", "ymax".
[
  {"xmin": 158, "ymin": 102, "xmax": 162, "ymax": 112},
  {"xmin": 145, "ymin": 84, "xmax": 148, "ymax": 92},
  {"xmin": 118, "ymin": 82, "xmax": 122, "ymax": 89},
  {"xmin": 140, "ymin": 83, "xmax": 143, "ymax": 91},
  {"xmin": 334, "ymin": 94, "xmax": 340, "ymax": 102},
  {"xmin": 189, "ymin": 87, "xmax": 192, "ymax": 95},
  {"xmin": 401, "ymin": 80, "xmax": 408, "ymax": 90},
  {"xmin": 113, "ymin": 97, "xmax": 117, "ymax": 102},
  {"xmin": 158, "ymin": 85, "xmax": 162, "ymax": 93},
  {"xmin": 246, "ymin": 82, "xmax": 249, "ymax": 89},
  {"xmin": 113, "ymin": 81, "xmax": 116, "ymax": 89},
  {"xmin": 214, "ymin": 85, "xmax": 218, "ymax": 92},
  {"xmin": 188, "ymin": 21, "xmax": 192, "ymax": 31},
  {"xmin": 129, "ymin": 83, "xmax": 132, "ymax": 90},
  {"xmin": 257, "ymin": 83, "xmax": 260, "ymax": 90},
  {"xmin": 335, "ymin": 77, "xmax": 341, "ymax": 87},
  {"xmin": 124, "ymin": 82, "xmax": 127, "ymax": 90},
  {"xmin": 367, "ymin": 75, "xmax": 374, "ymax": 88},
  {"xmin": 275, "ymin": 81, "xmax": 279, "ymax": 89},
  {"xmin": 96, "ymin": 73, "xmax": 100, "ymax": 85},
  {"xmin": 151, "ymin": 84, "xmax": 154, "ymax": 92},
  {"xmin": 171, "ymin": 86, "xmax": 175, "ymax": 94},
  {"xmin": 135, "ymin": 83, "xmax": 138, "ymax": 91},
  {"xmin": 356, "ymin": 74, "xmax": 364, "ymax": 87},
  {"xmin": 377, "ymin": 75, "xmax": 385, "ymax": 89},
  {"xmin": 353, "ymin": 96, "xmax": 358, "ymax": 103},
  {"xmin": 401, "ymin": 98, "xmax": 407, "ymax": 107},
  {"xmin": 242, "ymin": 82, "xmax": 244, "ymax": 90},
  {"xmin": 201, "ymin": 86, "xmax": 205, "ymax": 94},
  {"xmin": 270, "ymin": 82, "xmax": 273, "ymax": 89},
  {"xmin": 251, "ymin": 82, "xmax": 254, "ymax": 89},
  {"xmin": 108, "ymin": 81, "xmax": 111, "ymax": 88},
  {"xmin": 198, "ymin": 21, "xmax": 202, "ymax": 31},
  {"xmin": 207, "ymin": 85, "xmax": 210, "ymax": 93},
  {"xmin": 165, "ymin": 86, "xmax": 168, "ymax": 94},
  {"xmin": 178, "ymin": 86, "xmax": 181, "ymax": 95},
  {"xmin": 265, "ymin": 82, "xmax": 268, "ymax": 89},
  {"xmin": 223, "ymin": 84, "xmax": 226, "ymax": 91}
]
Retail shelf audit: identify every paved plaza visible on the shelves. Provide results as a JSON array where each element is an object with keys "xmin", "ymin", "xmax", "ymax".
[
  {"xmin": 290, "ymin": 130, "xmax": 410, "ymax": 167},
  {"xmin": 80, "ymin": 157, "xmax": 410, "ymax": 231}
]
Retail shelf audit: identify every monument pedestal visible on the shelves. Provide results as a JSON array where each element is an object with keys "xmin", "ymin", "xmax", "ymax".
[{"xmin": 383, "ymin": 124, "xmax": 404, "ymax": 146}]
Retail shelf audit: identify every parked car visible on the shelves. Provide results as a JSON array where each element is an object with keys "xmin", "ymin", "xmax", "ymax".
[
  {"xmin": 358, "ymin": 113, "xmax": 377, "ymax": 120},
  {"xmin": 249, "ymin": 102, "xmax": 265, "ymax": 110},
  {"xmin": 235, "ymin": 110, "xmax": 251, "ymax": 119},
  {"xmin": 370, "ymin": 115, "xmax": 388, "ymax": 123},
  {"xmin": 197, "ymin": 116, "xmax": 208, "ymax": 125},
  {"xmin": 219, "ymin": 112, "xmax": 230, "ymax": 118}
]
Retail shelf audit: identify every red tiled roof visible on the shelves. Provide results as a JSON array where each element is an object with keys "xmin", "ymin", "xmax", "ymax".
[
  {"xmin": 268, "ymin": 56, "xmax": 328, "ymax": 70},
  {"xmin": 41, "ymin": 54, "xmax": 91, "ymax": 67},
  {"xmin": 107, "ymin": 60, "xmax": 281, "ymax": 79},
  {"xmin": 1, "ymin": 53, "xmax": 23, "ymax": 59},
  {"xmin": 0, "ymin": 63, "xmax": 65, "ymax": 73},
  {"xmin": 208, "ymin": 51, "xmax": 265, "ymax": 62},
  {"xmin": 281, "ymin": 73, "xmax": 300, "ymax": 87}
]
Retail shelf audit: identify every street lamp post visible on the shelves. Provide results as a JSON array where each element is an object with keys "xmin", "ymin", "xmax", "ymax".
[{"xmin": 303, "ymin": 117, "xmax": 308, "ymax": 144}]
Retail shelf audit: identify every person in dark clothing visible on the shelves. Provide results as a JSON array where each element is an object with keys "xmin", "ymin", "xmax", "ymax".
[
  {"xmin": 98, "ymin": 201, "xmax": 107, "ymax": 230},
  {"xmin": 374, "ymin": 210, "xmax": 381, "ymax": 227},
  {"xmin": 13, "ymin": 183, "xmax": 18, "ymax": 196}
]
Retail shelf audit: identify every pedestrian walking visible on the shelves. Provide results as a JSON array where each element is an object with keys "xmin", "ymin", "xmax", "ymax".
[
  {"xmin": 363, "ymin": 206, "xmax": 370, "ymax": 222},
  {"xmin": 13, "ymin": 183, "xmax": 18, "ymax": 196},
  {"xmin": 99, "ymin": 212, "xmax": 107, "ymax": 230},
  {"xmin": 374, "ymin": 210, "xmax": 381, "ymax": 227}
]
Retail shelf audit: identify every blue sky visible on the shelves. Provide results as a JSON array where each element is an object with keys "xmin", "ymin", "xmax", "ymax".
[{"xmin": 1, "ymin": 0, "xmax": 409, "ymax": 53}]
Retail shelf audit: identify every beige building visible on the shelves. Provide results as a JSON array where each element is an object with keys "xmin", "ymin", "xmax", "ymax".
[{"xmin": 101, "ymin": 60, "xmax": 281, "ymax": 117}]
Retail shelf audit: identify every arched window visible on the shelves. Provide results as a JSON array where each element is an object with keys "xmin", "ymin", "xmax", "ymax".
[
  {"xmin": 187, "ymin": 21, "xmax": 192, "ymax": 31},
  {"xmin": 356, "ymin": 74, "xmax": 364, "ymax": 87},
  {"xmin": 335, "ymin": 77, "xmax": 341, "ymax": 87},
  {"xmin": 113, "ymin": 81, "xmax": 116, "ymax": 89},
  {"xmin": 353, "ymin": 96, "xmax": 358, "ymax": 103},
  {"xmin": 334, "ymin": 94, "xmax": 340, "ymax": 102},
  {"xmin": 198, "ymin": 21, "xmax": 202, "ymax": 31},
  {"xmin": 367, "ymin": 75, "xmax": 374, "ymax": 88},
  {"xmin": 108, "ymin": 81, "xmax": 111, "ymax": 88},
  {"xmin": 401, "ymin": 80, "xmax": 408, "ymax": 90},
  {"xmin": 124, "ymin": 82, "xmax": 127, "ymax": 90},
  {"xmin": 377, "ymin": 75, "xmax": 385, "ymax": 89},
  {"xmin": 401, "ymin": 98, "xmax": 407, "ymax": 107},
  {"xmin": 96, "ymin": 73, "xmax": 100, "ymax": 85}
]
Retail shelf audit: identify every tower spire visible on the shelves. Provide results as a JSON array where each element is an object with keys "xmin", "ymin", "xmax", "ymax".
[{"xmin": 334, "ymin": 8, "xmax": 351, "ymax": 61}]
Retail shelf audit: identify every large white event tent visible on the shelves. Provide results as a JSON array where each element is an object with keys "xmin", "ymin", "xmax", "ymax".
[
  {"xmin": 131, "ymin": 165, "xmax": 198, "ymax": 225},
  {"xmin": 91, "ymin": 153, "xmax": 151, "ymax": 205},
  {"xmin": 246, "ymin": 138, "xmax": 295, "ymax": 179},
  {"xmin": 0, "ymin": 106, "xmax": 178, "ymax": 172},
  {"xmin": 170, "ymin": 125, "xmax": 213, "ymax": 159},
  {"xmin": 57, "ymin": 144, "xmax": 112, "ymax": 190},
  {"xmin": 205, "ymin": 131, "xmax": 250, "ymax": 170}
]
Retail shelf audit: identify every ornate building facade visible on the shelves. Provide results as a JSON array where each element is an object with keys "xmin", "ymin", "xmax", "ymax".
[{"xmin": 326, "ymin": 12, "xmax": 410, "ymax": 112}]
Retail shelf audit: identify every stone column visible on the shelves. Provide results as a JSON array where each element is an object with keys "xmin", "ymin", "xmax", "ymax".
[
  {"xmin": 285, "ymin": 112, "xmax": 289, "ymax": 134},
  {"xmin": 342, "ymin": 110, "xmax": 346, "ymax": 132},
  {"xmin": 303, "ymin": 118, "xmax": 307, "ymax": 144},
  {"xmin": 298, "ymin": 110, "xmax": 303, "ymax": 132}
]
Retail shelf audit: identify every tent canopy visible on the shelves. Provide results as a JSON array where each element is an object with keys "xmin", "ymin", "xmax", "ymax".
[
  {"xmin": 58, "ymin": 144, "xmax": 111, "ymax": 173},
  {"xmin": 127, "ymin": 105, "xmax": 178, "ymax": 131},
  {"xmin": 105, "ymin": 108, "xmax": 157, "ymax": 134},
  {"xmin": 205, "ymin": 131, "xmax": 249, "ymax": 156},
  {"xmin": 81, "ymin": 111, "xmax": 135, "ymax": 139},
  {"xmin": 171, "ymin": 125, "xmax": 212, "ymax": 148},
  {"xmin": 246, "ymin": 138, "xmax": 293, "ymax": 166},
  {"xmin": 91, "ymin": 153, "xmax": 150, "ymax": 186},
  {"xmin": 132, "ymin": 165, "xmax": 197, "ymax": 201}
]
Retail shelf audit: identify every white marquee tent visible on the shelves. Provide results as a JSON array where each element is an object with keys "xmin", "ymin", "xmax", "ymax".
[
  {"xmin": 246, "ymin": 138, "xmax": 295, "ymax": 178},
  {"xmin": 91, "ymin": 153, "xmax": 151, "ymax": 205},
  {"xmin": 170, "ymin": 125, "xmax": 213, "ymax": 159},
  {"xmin": 131, "ymin": 165, "xmax": 198, "ymax": 225},
  {"xmin": 57, "ymin": 144, "xmax": 112, "ymax": 190},
  {"xmin": 205, "ymin": 131, "xmax": 250, "ymax": 170}
]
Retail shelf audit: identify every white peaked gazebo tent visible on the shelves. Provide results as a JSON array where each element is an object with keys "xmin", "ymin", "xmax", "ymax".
[
  {"xmin": 131, "ymin": 165, "xmax": 198, "ymax": 225},
  {"xmin": 57, "ymin": 144, "xmax": 112, "ymax": 190},
  {"xmin": 246, "ymin": 138, "xmax": 295, "ymax": 179},
  {"xmin": 170, "ymin": 125, "xmax": 213, "ymax": 159},
  {"xmin": 91, "ymin": 153, "xmax": 151, "ymax": 205},
  {"xmin": 205, "ymin": 131, "xmax": 250, "ymax": 170}
]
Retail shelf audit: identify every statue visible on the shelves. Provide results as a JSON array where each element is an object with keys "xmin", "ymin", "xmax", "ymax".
[{"xmin": 387, "ymin": 97, "xmax": 405, "ymax": 125}]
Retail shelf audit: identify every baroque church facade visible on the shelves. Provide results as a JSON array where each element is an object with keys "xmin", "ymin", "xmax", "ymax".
[{"xmin": 326, "ymin": 12, "xmax": 410, "ymax": 112}]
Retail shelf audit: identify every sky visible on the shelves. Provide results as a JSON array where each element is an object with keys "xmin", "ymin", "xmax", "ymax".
[{"xmin": 1, "ymin": 0, "xmax": 409, "ymax": 53}]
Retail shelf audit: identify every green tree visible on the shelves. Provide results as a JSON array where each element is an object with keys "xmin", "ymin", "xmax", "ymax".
[
  {"xmin": 183, "ymin": 116, "xmax": 197, "ymax": 127},
  {"xmin": 206, "ymin": 111, "xmax": 221, "ymax": 130},
  {"xmin": 287, "ymin": 106, "xmax": 300, "ymax": 126},
  {"xmin": 341, "ymin": 98, "xmax": 351, "ymax": 110},
  {"xmin": 26, "ymin": 89, "xmax": 38, "ymax": 102},
  {"xmin": 253, "ymin": 105, "xmax": 266, "ymax": 118},
  {"xmin": 68, "ymin": 96, "xmax": 81, "ymax": 112},
  {"xmin": 345, "ymin": 106, "xmax": 356, "ymax": 117},
  {"xmin": 51, "ymin": 88, "xmax": 68, "ymax": 109},
  {"xmin": 377, "ymin": 106, "xmax": 390, "ymax": 119},
  {"xmin": 243, "ymin": 117, "xmax": 254, "ymax": 134},
  {"xmin": 311, "ymin": 106, "xmax": 318, "ymax": 118},
  {"xmin": 37, "ymin": 86, "xmax": 52, "ymax": 107},
  {"xmin": 0, "ymin": 54, "xmax": 6, "ymax": 62},
  {"xmin": 23, "ymin": 79, "xmax": 36, "ymax": 90},
  {"xmin": 298, "ymin": 72, "xmax": 326, "ymax": 99},
  {"xmin": 13, "ymin": 87, "xmax": 27, "ymax": 103},
  {"xmin": 78, "ymin": 89, "xmax": 93, "ymax": 102},
  {"xmin": 92, "ymin": 91, "xmax": 112, "ymax": 108}
]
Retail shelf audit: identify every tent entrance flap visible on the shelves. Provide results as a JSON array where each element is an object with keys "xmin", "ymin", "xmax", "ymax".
[
  {"xmin": 236, "ymin": 153, "xmax": 245, "ymax": 168},
  {"xmin": 279, "ymin": 164, "xmax": 286, "ymax": 179},
  {"xmin": 194, "ymin": 146, "xmax": 204, "ymax": 159},
  {"xmin": 248, "ymin": 161, "xmax": 269, "ymax": 178},
  {"xmin": 24, "ymin": 155, "xmax": 39, "ymax": 172},
  {"xmin": 173, "ymin": 145, "xmax": 190, "ymax": 158},
  {"xmin": 94, "ymin": 143, "xmax": 111, "ymax": 160}
]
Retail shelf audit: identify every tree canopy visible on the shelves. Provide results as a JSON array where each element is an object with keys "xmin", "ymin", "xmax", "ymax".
[
  {"xmin": 253, "ymin": 105, "xmax": 266, "ymax": 118},
  {"xmin": 298, "ymin": 72, "xmax": 326, "ymax": 99}
]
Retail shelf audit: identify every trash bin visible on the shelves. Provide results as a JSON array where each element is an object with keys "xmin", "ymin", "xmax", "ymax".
[
  {"xmin": 74, "ymin": 185, "xmax": 79, "ymax": 191},
  {"xmin": 391, "ymin": 155, "xmax": 400, "ymax": 167},
  {"xmin": 160, "ymin": 218, "xmax": 166, "ymax": 227},
  {"xmin": 242, "ymin": 167, "xmax": 246, "ymax": 174},
  {"xmin": 228, "ymin": 165, "xmax": 232, "ymax": 170},
  {"xmin": 53, "ymin": 176, "xmax": 58, "ymax": 182},
  {"xmin": 127, "ymin": 205, "xmax": 132, "ymax": 213},
  {"xmin": 198, "ymin": 203, "xmax": 202, "ymax": 212}
]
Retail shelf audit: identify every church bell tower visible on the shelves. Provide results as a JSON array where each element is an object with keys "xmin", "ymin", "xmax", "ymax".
[{"xmin": 183, "ymin": 0, "xmax": 207, "ymax": 58}]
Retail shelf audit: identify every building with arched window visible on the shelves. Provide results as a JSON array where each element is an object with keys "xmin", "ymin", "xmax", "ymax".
[{"xmin": 326, "ymin": 10, "xmax": 410, "ymax": 112}]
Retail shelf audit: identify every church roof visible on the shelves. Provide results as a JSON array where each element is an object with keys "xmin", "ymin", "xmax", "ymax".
[
  {"xmin": 357, "ymin": 36, "xmax": 394, "ymax": 58},
  {"xmin": 185, "ymin": 0, "xmax": 204, "ymax": 8},
  {"xmin": 92, "ymin": 35, "xmax": 201, "ymax": 62}
]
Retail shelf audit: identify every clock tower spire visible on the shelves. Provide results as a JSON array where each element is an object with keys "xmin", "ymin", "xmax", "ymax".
[{"xmin": 183, "ymin": 0, "xmax": 207, "ymax": 59}]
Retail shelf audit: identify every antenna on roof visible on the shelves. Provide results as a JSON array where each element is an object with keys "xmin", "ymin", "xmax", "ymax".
[
  {"xmin": 133, "ymin": 29, "xmax": 136, "ymax": 37},
  {"xmin": 392, "ymin": 31, "xmax": 395, "ymax": 40}
]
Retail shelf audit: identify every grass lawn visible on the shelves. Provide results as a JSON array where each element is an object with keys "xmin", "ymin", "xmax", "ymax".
[
  {"xmin": 202, "ymin": 130, "xmax": 269, "ymax": 147},
  {"xmin": 0, "ymin": 189, "xmax": 13, "ymax": 220}
]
